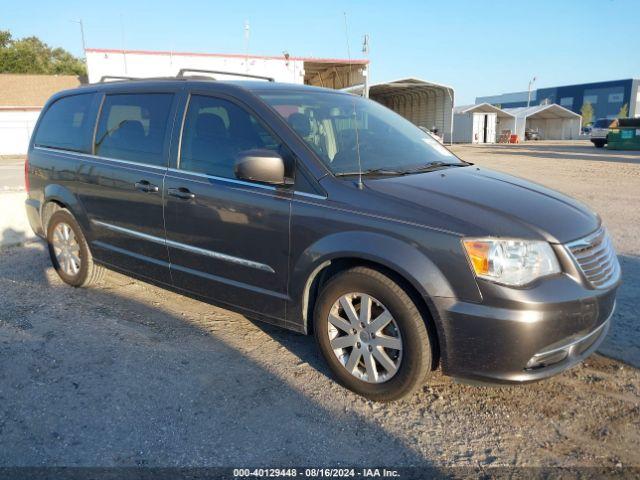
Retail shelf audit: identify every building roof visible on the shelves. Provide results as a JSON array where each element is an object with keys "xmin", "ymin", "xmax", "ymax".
[
  {"xmin": 503, "ymin": 103, "xmax": 582, "ymax": 120},
  {"xmin": 0, "ymin": 74, "xmax": 83, "ymax": 108},
  {"xmin": 454, "ymin": 103, "xmax": 514, "ymax": 118},
  {"xmin": 85, "ymin": 48, "xmax": 368, "ymax": 65}
]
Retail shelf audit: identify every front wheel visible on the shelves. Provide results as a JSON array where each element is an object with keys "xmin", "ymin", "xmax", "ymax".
[
  {"xmin": 47, "ymin": 209, "xmax": 105, "ymax": 287},
  {"xmin": 313, "ymin": 267, "xmax": 433, "ymax": 401}
]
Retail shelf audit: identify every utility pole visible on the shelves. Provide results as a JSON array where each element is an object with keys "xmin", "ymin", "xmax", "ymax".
[
  {"xmin": 120, "ymin": 14, "xmax": 128, "ymax": 75},
  {"xmin": 70, "ymin": 19, "xmax": 86, "ymax": 58},
  {"xmin": 527, "ymin": 76, "xmax": 537, "ymax": 108},
  {"xmin": 362, "ymin": 34, "xmax": 370, "ymax": 98},
  {"xmin": 244, "ymin": 20, "xmax": 250, "ymax": 73}
]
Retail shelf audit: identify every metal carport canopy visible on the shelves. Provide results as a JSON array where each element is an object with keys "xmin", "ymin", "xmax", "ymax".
[
  {"xmin": 503, "ymin": 104, "xmax": 582, "ymax": 140},
  {"xmin": 503, "ymin": 103, "xmax": 582, "ymax": 121},
  {"xmin": 352, "ymin": 77, "xmax": 455, "ymax": 143}
]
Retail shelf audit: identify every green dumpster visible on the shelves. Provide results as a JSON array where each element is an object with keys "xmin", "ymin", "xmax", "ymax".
[{"xmin": 607, "ymin": 117, "xmax": 640, "ymax": 150}]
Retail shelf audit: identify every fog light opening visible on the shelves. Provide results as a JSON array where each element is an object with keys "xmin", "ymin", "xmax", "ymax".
[{"xmin": 525, "ymin": 349, "xmax": 569, "ymax": 370}]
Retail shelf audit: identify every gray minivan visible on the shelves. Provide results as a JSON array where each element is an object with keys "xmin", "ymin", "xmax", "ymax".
[{"xmin": 25, "ymin": 74, "xmax": 620, "ymax": 401}]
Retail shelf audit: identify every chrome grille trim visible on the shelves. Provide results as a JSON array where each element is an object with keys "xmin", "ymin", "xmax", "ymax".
[{"xmin": 566, "ymin": 227, "xmax": 620, "ymax": 289}]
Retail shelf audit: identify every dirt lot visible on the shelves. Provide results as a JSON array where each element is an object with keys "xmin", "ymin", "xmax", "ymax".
[{"xmin": 0, "ymin": 141, "xmax": 639, "ymax": 470}]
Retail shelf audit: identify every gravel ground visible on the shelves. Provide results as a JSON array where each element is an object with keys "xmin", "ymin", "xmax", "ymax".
[{"xmin": 0, "ymin": 141, "xmax": 639, "ymax": 470}]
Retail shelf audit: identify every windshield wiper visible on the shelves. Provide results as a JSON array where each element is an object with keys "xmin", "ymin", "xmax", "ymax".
[
  {"xmin": 335, "ymin": 162, "xmax": 470, "ymax": 178},
  {"xmin": 400, "ymin": 161, "xmax": 469, "ymax": 174},
  {"xmin": 335, "ymin": 168, "xmax": 405, "ymax": 177}
]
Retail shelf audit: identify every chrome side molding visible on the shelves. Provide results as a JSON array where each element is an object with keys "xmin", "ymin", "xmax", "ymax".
[{"xmin": 91, "ymin": 220, "xmax": 275, "ymax": 273}]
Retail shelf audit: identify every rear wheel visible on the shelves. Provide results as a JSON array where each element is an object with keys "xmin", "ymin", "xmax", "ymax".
[
  {"xmin": 313, "ymin": 267, "xmax": 433, "ymax": 401},
  {"xmin": 47, "ymin": 209, "xmax": 105, "ymax": 287},
  {"xmin": 593, "ymin": 140, "xmax": 605, "ymax": 148}
]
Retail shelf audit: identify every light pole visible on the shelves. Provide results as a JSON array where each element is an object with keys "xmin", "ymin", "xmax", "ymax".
[
  {"xmin": 527, "ymin": 76, "xmax": 537, "ymax": 108},
  {"xmin": 70, "ymin": 19, "xmax": 86, "ymax": 58}
]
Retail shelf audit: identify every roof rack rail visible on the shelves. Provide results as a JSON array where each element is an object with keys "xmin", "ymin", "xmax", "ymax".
[
  {"xmin": 176, "ymin": 68, "xmax": 275, "ymax": 82},
  {"xmin": 99, "ymin": 75, "xmax": 139, "ymax": 83}
]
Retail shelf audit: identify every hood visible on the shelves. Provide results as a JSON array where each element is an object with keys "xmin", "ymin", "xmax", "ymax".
[{"xmin": 362, "ymin": 166, "xmax": 599, "ymax": 243}]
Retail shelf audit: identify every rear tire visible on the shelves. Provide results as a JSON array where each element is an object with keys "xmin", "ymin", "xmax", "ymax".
[
  {"xmin": 313, "ymin": 267, "xmax": 433, "ymax": 402},
  {"xmin": 593, "ymin": 140, "xmax": 605, "ymax": 148},
  {"xmin": 46, "ymin": 210, "xmax": 105, "ymax": 287}
]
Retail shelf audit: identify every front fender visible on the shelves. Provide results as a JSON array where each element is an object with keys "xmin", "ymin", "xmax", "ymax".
[{"xmin": 290, "ymin": 231, "xmax": 457, "ymax": 332}]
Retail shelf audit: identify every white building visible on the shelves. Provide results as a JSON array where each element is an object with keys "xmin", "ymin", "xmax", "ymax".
[
  {"xmin": 0, "ymin": 74, "xmax": 82, "ymax": 155},
  {"xmin": 86, "ymin": 48, "xmax": 367, "ymax": 89},
  {"xmin": 502, "ymin": 104, "xmax": 582, "ymax": 140},
  {"xmin": 452, "ymin": 103, "xmax": 515, "ymax": 143}
]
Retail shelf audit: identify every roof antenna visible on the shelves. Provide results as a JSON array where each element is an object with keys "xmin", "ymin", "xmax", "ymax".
[{"xmin": 343, "ymin": 12, "xmax": 364, "ymax": 190}]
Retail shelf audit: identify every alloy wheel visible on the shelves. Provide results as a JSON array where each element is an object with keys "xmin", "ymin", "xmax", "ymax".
[
  {"xmin": 327, "ymin": 292, "xmax": 403, "ymax": 383},
  {"xmin": 51, "ymin": 222, "xmax": 81, "ymax": 276}
]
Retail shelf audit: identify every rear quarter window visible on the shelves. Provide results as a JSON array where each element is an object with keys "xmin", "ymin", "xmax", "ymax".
[{"xmin": 34, "ymin": 93, "xmax": 96, "ymax": 152}]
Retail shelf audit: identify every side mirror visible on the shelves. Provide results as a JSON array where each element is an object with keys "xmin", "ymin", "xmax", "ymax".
[{"xmin": 234, "ymin": 149, "xmax": 289, "ymax": 186}]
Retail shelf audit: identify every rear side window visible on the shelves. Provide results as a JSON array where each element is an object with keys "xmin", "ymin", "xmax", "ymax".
[
  {"xmin": 34, "ymin": 93, "xmax": 95, "ymax": 152},
  {"xmin": 179, "ymin": 95, "xmax": 286, "ymax": 179},
  {"xmin": 95, "ymin": 93, "xmax": 174, "ymax": 166}
]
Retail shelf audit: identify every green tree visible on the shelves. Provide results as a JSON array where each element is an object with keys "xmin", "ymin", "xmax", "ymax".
[
  {"xmin": 617, "ymin": 103, "xmax": 628, "ymax": 119},
  {"xmin": 0, "ymin": 30, "xmax": 11, "ymax": 48},
  {"xmin": 0, "ymin": 30, "xmax": 85, "ymax": 76},
  {"xmin": 580, "ymin": 101, "xmax": 594, "ymax": 125}
]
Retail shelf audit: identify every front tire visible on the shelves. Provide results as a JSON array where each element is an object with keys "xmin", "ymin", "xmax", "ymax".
[
  {"xmin": 313, "ymin": 267, "xmax": 433, "ymax": 401},
  {"xmin": 47, "ymin": 209, "xmax": 105, "ymax": 287}
]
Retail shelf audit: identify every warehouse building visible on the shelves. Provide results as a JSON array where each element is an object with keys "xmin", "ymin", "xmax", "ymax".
[
  {"xmin": 477, "ymin": 78, "xmax": 640, "ymax": 121},
  {"xmin": 0, "ymin": 74, "xmax": 83, "ymax": 155}
]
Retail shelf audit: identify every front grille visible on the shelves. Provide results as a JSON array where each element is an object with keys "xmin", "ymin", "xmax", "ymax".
[{"xmin": 566, "ymin": 227, "xmax": 620, "ymax": 289}]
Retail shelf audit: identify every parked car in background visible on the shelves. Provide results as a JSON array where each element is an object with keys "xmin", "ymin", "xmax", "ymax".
[
  {"xmin": 525, "ymin": 128, "xmax": 541, "ymax": 141},
  {"xmin": 25, "ymin": 75, "xmax": 620, "ymax": 401},
  {"xmin": 590, "ymin": 118, "xmax": 614, "ymax": 148}
]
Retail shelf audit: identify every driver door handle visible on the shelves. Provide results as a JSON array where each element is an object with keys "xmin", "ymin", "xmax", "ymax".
[
  {"xmin": 134, "ymin": 180, "xmax": 159, "ymax": 193},
  {"xmin": 168, "ymin": 187, "xmax": 196, "ymax": 200}
]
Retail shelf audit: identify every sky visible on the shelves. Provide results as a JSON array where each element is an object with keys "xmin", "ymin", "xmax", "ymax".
[{"xmin": 2, "ymin": 0, "xmax": 639, "ymax": 104}]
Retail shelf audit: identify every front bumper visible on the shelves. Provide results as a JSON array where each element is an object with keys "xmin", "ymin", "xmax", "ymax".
[{"xmin": 433, "ymin": 275, "xmax": 618, "ymax": 384}]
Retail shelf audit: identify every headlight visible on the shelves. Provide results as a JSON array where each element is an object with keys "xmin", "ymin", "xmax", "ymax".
[{"xmin": 462, "ymin": 238, "xmax": 560, "ymax": 286}]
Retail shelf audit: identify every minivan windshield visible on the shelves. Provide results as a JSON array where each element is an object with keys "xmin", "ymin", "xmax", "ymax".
[{"xmin": 259, "ymin": 91, "xmax": 463, "ymax": 175}]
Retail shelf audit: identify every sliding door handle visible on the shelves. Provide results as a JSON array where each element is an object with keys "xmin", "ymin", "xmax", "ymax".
[
  {"xmin": 135, "ymin": 180, "xmax": 159, "ymax": 193},
  {"xmin": 168, "ymin": 187, "xmax": 196, "ymax": 200}
]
